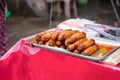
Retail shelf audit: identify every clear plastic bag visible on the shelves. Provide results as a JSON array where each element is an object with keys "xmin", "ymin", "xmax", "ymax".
[{"xmin": 85, "ymin": 24, "xmax": 120, "ymax": 42}]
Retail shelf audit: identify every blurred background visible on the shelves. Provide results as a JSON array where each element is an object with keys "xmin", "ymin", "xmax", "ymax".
[{"xmin": 5, "ymin": 0, "xmax": 119, "ymax": 47}]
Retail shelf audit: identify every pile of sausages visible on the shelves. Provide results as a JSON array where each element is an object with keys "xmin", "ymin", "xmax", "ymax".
[{"xmin": 34, "ymin": 29, "xmax": 98, "ymax": 56}]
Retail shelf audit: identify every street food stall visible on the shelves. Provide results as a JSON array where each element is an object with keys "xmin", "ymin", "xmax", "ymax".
[{"xmin": 0, "ymin": 18, "xmax": 120, "ymax": 80}]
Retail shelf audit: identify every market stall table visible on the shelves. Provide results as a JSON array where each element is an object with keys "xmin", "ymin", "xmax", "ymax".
[{"xmin": 0, "ymin": 39, "xmax": 120, "ymax": 80}]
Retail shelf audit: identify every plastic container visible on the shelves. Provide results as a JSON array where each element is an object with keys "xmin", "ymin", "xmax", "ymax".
[{"xmin": 85, "ymin": 24, "xmax": 120, "ymax": 42}]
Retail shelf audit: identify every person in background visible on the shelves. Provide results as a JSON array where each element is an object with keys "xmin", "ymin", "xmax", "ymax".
[{"xmin": 0, "ymin": 0, "xmax": 9, "ymax": 56}]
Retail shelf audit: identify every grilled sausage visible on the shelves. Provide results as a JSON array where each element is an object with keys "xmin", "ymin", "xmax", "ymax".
[
  {"xmin": 65, "ymin": 32, "xmax": 86, "ymax": 46},
  {"xmin": 77, "ymin": 39, "xmax": 95, "ymax": 51},
  {"xmin": 73, "ymin": 49, "xmax": 80, "ymax": 54},
  {"xmin": 81, "ymin": 45, "xmax": 98, "ymax": 56},
  {"xmin": 51, "ymin": 30, "xmax": 62, "ymax": 40},
  {"xmin": 41, "ymin": 31, "xmax": 55, "ymax": 42},
  {"xmin": 67, "ymin": 38, "xmax": 87, "ymax": 51},
  {"xmin": 44, "ymin": 39, "xmax": 56, "ymax": 46},
  {"xmin": 58, "ymin": 29, "xmax": 77, "ymax": 41}
]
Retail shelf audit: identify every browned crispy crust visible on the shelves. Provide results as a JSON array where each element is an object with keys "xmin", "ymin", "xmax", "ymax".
[
  {"xmin": 33, "ymin": 29, "xmax": 101, "ymax": 56},
  {"xmin": 81, "ymin": 45, "xmax": 98, "ymax": 56},
  {"xmin": 51, "ymin": 30, "xmax": 62, "ymax": 40},
  {"xmin": 77, "ymin": 39, "xmax": 95, "ymax": 51},
  {"xmin": 73, "ymin": 49, "xmax": 80, "ymax": 54},
  {"xmin": 44, "ymin": 39, "xmax": 56, "ymax": 46},
  {"xmin": 57, "ymin": 29, "xmax": 77, "ymax": 41},
  {"xmin": 67, "ymin": 38, "xmax": 87, "ymax": 51},
  {"xmin": 41, "ymin": 31, "xmax": 55, "ymax": 42},
  {"xmin": 65, "ymin": 32, "xmax": 86, "ymax": 46}
]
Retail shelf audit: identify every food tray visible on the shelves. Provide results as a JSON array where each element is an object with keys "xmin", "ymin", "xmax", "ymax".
[{"xmin": 32, "ymin": 37, "xmax": 120, "ymax": 62}]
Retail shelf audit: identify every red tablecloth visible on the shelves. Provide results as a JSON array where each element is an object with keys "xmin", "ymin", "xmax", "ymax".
[{"xmin": 0, "ymin": 39, "xmax": 120, "ymax": 80}]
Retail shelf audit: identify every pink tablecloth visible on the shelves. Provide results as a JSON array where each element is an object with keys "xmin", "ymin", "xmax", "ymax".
[{"xmin": 0, "ymin": 39, "xmax": 120, "ymax": 80}]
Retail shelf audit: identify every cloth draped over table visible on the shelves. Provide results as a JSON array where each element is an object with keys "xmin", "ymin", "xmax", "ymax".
[{"xmin": 0, "ymin": 39, "xmax": 120, "ymax": 80}]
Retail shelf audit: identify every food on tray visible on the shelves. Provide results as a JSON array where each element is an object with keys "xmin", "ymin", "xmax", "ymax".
[
  {"xmin": 67, "ymin": 38, "xmax": 87, "ymax": 51},
  {"xmin": 38, "ymin": 41, "xmax": 44, "ymax": 45},
  {"xmin": 34, "ymin": 35, "xmax": 41, "ymax": 44},
  {"xmin": 33, "ymin": 29, "xmax": 116, "ymax": 57},
  {"xmin": 73, "ymin": 49, "xmax": 80, "ymax": 54},
  {"xmin": 45, "ymin": 39, "xmax": 56, "ymax": 46},
  {"xmin": 65, "ymin": 32, "xmax": 86, "ymax": 46},
  {"xmin": 77, "ymin": 39, "xmax": 95, "ymax": 51},
  {"xmin": 59, "ymin": 45, "xmax": 66, "ymax": 49},
  {"xmin": 91, "ymin": 44, "xmax": 118, "ymax": 58},
  {"xmin": 98, "ymin": 45, "xmax": 109, "ymax": 55},
  {"xmin": 51, "ymin": 30, "xmax": 62, "ymax": 40},
  {"xmin": 81, "ymin": 45, "xmax": 98, "ymax": 56},
  {"xmin": 97, "ymin": 44, "xmax": 117, "ymax": 55},
  {"xmin": 56, "ymin": 40, "xmax": 64, "ymax": 46},
  {"xmin": 34, "ymin": 31, "xmax": 48, "ymax": 44},
  {"xmin": 41, "ymin": 31, "xmax": 55, "ymax": 42},
  {"xmin": 57, "ymin": 29, "xmax": 77, "ymax": 41}
]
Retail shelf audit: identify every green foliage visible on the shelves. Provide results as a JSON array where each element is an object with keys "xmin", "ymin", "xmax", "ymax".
[{"xmin": 77, "ymin": 0, "xmax": 88, "ymax": 6}]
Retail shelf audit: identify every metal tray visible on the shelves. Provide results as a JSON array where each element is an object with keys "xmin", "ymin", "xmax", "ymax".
[{"xmin": 32, "ymin": 37, "xmax": 120, "ymax": 62}]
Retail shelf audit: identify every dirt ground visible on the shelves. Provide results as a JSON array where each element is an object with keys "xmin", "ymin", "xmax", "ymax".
[{"xmin": 6, "ymin": 2, "xmax": 117, "ymax": 48}]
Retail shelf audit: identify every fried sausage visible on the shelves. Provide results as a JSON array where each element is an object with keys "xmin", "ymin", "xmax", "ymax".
[
  {"xmin": 73, "ymin": 49, "xmax": 80, "ymax": 54},
  {"xmin": 41, "ymin": 31, "xmax": 55, "ymax": 42},
  {"xmin": 59, "ymin": 45, "xmax": 66, "ymax": 49},
  {"xmin": 34, "ymin": 35, "xmax": 41, "ymax": 44},
  {"xmin": 44, "ymin": 39, "xmax": 56, "ymax": 46},
  {"xmin": 35, "ymin": 35, "xmax": 41, "ymax": 41},
  {"xmin": 67, "ymin": 38, "xmax": 87, "ymax": 51},
  {"xmin": 45, "ymin": 41, "xmax": 50, "ymax": 46},
  {"xmin": 49, "ymin": 39, "xmax": 56, "ymax": 46},
  {"xmin": 56, "ymin": 40, "xmax": 64, "ymax": 46},
  {"xmin": 34, "ymin": 31, "xmax": 49, "ymax": 43},
  {"xmin": 54, "ymin": 44, "xmax": 59, "ymax": 47},
  {"xmin": 58, "ymin": 29, "xmax": 77, "ymax": 41},
  {"xmin": 77, "ymin": 39, "xmax": 95, "ymax": 51},
  {"xmin": 38, "ymin": 41, "xmax": 44, "ymax": 45},
  {"xmin": 65, "ymin": 32, "xmax": 86, "ymax": 46},
  {"xmin": 81, "ymin": 45, "xmax": 98, "ymax": 56},
  {"xmin": 51, "ymin": 30, "xmax": 62, "ymax": 40},
  {"xmin": 39, "ymin": 31, "xmax": 48, "ymax": 38}
]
